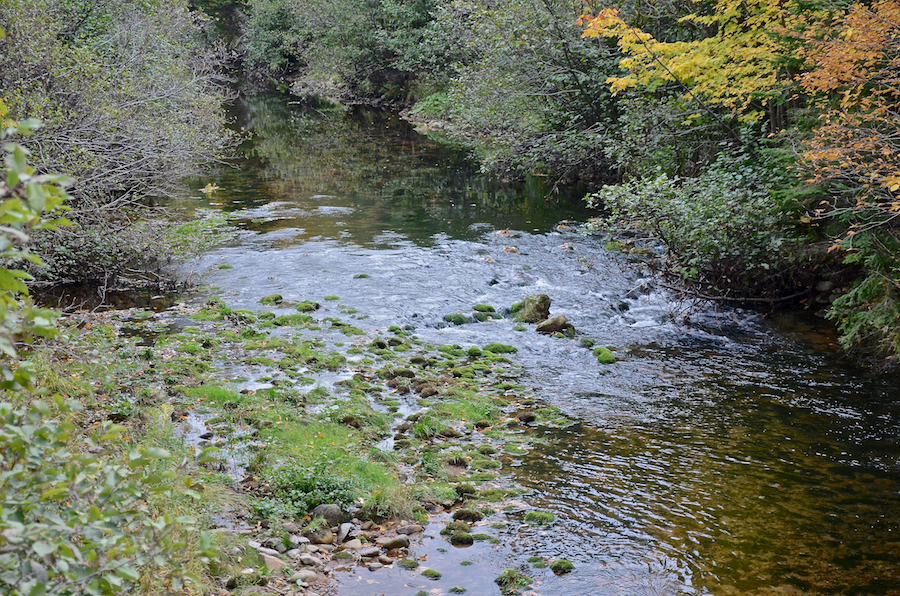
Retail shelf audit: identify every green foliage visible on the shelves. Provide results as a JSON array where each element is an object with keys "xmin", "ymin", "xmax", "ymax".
[
  {"xmin": 0, "ymin": 399, "xmax": 215, "ymax": 596},
  {"xmin": 0, "ymin": 112, "xmax": 70, "ymax": 389},
  {"xmin": 263, "ymin": 461, "xmax": 360, "ymax": 515},
  {"xmin": 0, "ymin": 0, "xmax": 236, "ymax": 285},
  {"xmin": 827, "ymin": 231, "xmax": 900, "ymax": 358},
  {"xmin": 587, "ymin": 142, "xmax": 804, "ymax": 297}
]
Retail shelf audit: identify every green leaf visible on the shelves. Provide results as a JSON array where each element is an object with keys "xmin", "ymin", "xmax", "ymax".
[{"xmin": 143, "ymin": 447, "xmax": 172, "ymax": 459}]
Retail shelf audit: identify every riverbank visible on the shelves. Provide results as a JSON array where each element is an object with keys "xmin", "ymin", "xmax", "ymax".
[{"xmin": 31, "ymin": 289, "xmax": 590, "ymax": 595}]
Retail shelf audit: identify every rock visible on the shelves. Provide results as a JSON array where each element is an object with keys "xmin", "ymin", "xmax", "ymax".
[
  {"xmin": 304, "ymin": 529, "xmax": 334, "ymax": 545},
  {"xmin": 282, "ymin": 522, "xmax": 302, "ymax": 534},
  {"xmin": 512, "ymin": 294, "xmax": 551, "ymax": 323},
  {"xmin": 515, "ymin": 410, "xmax": 536, "ymax": 424},
  {"xmin": 367, "ymin": 562, "xmax": 383, "ymax": 571},
  {"xmin": 416, "ymin": 382, "xmax": 438, "ymax": 397},
  {"xmin": 361, "ymin": 521, "xmax": 374, "ymax": 531},
  {"xmin": 260, "ymin": 553, "xmax": 287, "ymax": 573},
  {"xmin": 289, "ymin": 534, "xmax": 309, "ymax": 545},
  {"xmin": 378, "ymin": 555, "xmax": 393, "ymax": 565},
  {"xmin": 815, "ymin": 280, "xmax": 835, "ymax": 293},
  {"xmin": 248, "ymin": 540, "xmax": 262, "ymax": 549},
  {"xmin": 310, "ymin": 504, "xmax": 345, "ymax": 526},
  {"xmin": 286, "ymin": 549, "xmax": 303, "ymax": 559},
  {"xmin": 257, "ymin": 546, "xmax": 281, "ymax": 557},
  {"xmin": 396, "ymin": 524, "xmax": 424, "ymax": 535},
  {"xmin": 333, "ymin": 550, "xmax": 354, "ymax": 560},
  {"xmin": 316, "ymin": 543, "xmax": 334, "ymax": 553},
  {"xmin": 298, "ymin": 554, "xmax": 324, "ymax": 568},
  {"xmin": 357, "ymin": 546, "xmax": 382, "ymax": 557},
  {"xmin": 439, "ymin": 427, "xmax": 463, "ymax": 438},
  {"xmin": 535, "ymin": 314, "xmax": 569, "ymax": 334},
  {"xmin": 376, "ymin": 535, "xmax": 410, "ymax": 550},
  {"xmin": 290, "ymin": 569, "xmax": 319, "ymax": 584},
  {"xmin": 337, "ymin": 522, "xmax": 353, "ymax": 544},
  {"xmin": 342, "ymin": 538, "xmax": 363, "ymax": 550}
]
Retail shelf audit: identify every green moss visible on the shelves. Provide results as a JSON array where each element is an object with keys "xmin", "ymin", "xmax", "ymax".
[
  {"xmin": 259, "ymin": 294, "xmax": 283, "ymax": 305},
  {"xmin": 483, "ymin": 343, "xmax": 517, "ymax": 353},
  {"xmin": 579, "ymin": 337, "xmax": 595, "ymax": 348},
  {"xmin": 472, "ymin": 304, "xmax": 496, "ymax": 312},
  {"xmin": 217, "ymin": 263, "xmax": 233, "ymax": 269},
  {"xmin": 449, "ymin": 532, "xmax": 474, "ymax": 545},
  {"xmin": 594, "ymin": 347, "xmax": 616, "ymax": 364},
  {"xmin": 513, "ymin": 325, "xmax": 527, "ymax": 332},
  {"xmin": 295, "ymin": 301, "xmax": 320, "ymax": 312},
  {"xmin": 398, "ymin": 558, "xmax": 419, "ymax": 569},
  {"xmin": 323, "ymin": 295, "xmax": 340, "ymax": 301},
  {"xmin": 524, "ymin": 511, "xmax": 555, "ymax": 524},
  {"xmin": 440, "ymin": 521, "xmax": 471, "ymax": 535},
  {"xmin": 353, "ymin": 273, "xmax": 370, "ymax": 279},
  {"xmin": 449, "ymin": 588, "xmax": 467, "ymax": 594},
  {"xmin": 470, "ymin": 533, "xmax": 491, "ymax": 541},
  {"xmin": 443, "ymin": 313, "xmax": 468, "ymax": 325},
  {"xmin": 526, "ymin": 556, "xmax": 543, "ymax": 563},
  {"xmin": 550, "ymin": 559, "xmax": 575, "ymax": 574},
  {"xmin": 495, "ymin": 569, "xmax": 531, "ymax": 593},
  {"xmin": 421, "ymin": 569, "xmax": 442, "ymax": 580},
  {"xmin": 460, "ymin": 561, "xmax": 473, "ymax": 566}
]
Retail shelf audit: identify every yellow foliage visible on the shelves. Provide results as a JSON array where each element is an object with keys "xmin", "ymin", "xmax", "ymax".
[{"xmin": 580, "ymin": 1, "xmax": 814, "ymax": 120}]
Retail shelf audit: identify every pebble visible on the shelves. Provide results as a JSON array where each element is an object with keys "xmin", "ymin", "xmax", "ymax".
[
  {"xmin": 298, "ymin": 554, "xmax": 323, "ymax": 568},
  {"xmin": 342, "ymin": 539, "xmax": 363, "ymax": 550},
  {"xmin": 257, "ymin": 547, "xmax": 281, "ymax": 557},
  {"xmin": 367, "ymin": 562, "xmax": 383, "ymax": 571},
  {"xmin": 396, "ymin": 524, "xmax": 424, "ymax": 535},
  {"xmin": 357, "ymin": 546, "xmax": 381, "ymax": 557}
]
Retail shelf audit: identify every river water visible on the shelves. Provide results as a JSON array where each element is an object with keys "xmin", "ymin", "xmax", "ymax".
[{"xmin": 174, "ymin": 92, "xmax": 900, "ymax": 596}]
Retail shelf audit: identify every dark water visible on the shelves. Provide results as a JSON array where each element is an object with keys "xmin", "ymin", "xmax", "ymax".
[{"xmin": 176, "ymin": 92, "xmax": 900, "ymax": 596}]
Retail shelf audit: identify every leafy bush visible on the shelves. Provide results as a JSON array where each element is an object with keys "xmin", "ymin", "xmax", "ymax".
[
  {"xmin": 263, "ymin": 462, "xmax": 360, "ymax": 515},
  {"xmin": 587, "ymin": 144, "xmax": 806, "ymax": 298},
  {"xmin": 0, "ymin": 399, "xmax": 215, "ymax": 596}
]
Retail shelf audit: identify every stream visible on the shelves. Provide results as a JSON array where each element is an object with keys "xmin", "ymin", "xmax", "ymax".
[{"xmin": 171, "ymin": 92, "xmax": 900, "ymax": 596}]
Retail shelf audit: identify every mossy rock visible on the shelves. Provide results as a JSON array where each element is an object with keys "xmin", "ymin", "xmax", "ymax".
[
  {"xmin": 473, "ymin": 312, "xmax": 489, "ymax": 322},
  {"xmin": 472, "ymin": 304, "xmax": 496, "ymax": 312},
  {"xmin": 510, "ymin": 294, "xmax": 550, "ymax": 323},
  {"xmin": 451, "ymin": 508, "xmax": 483, "ymax": 522},
  {"xmin": 259, "ymin": 294, "xmax": 283, "ymax": 305},
  {"xmin": 440, "ymin": 521, "xmax": 472, "ymax": 535},
  {"xmin": 477, "ymin": 444, "xmax": 497, "ymax": 455},
  {"xmin": 333, "ymin": 550, "xmax": 354, "ymax": 560},
  {"xmin": 454, "ymin": 483, "xmax": 477, "ymax": 497},
  {"xmin": 495, "ymin": 569, "xmax": 531, "ymax": 593},
  {"xmin": 579, "ymin": 337, "xmax": 595, "ymax": 348},
  {"xmin": 470, "ymin": 533, "xmax": 491, "ymax": 541},
  {"xmin": 296, "ymin": 301, "xmax": 320, "ymax": 312},
  {"xmin": 593, "ymin": 347, "xmax": 616, "ymax": 364},
  {"xmin": 449, "ymin": 532, "xmax": 474, "ymax": 545},
  {"xmin": 421, "ymin": 569, "xmax": 442, "ymax": 580},
  {"xmin": 398, "ymin": 558, "xmax": 419, "ymax": 569},
  {"xmin": 353, "ymin": 273, "xmax": 370, "ymax": 279},
  {"xmin": 443, "ymin": 313, "xmax": 469, "ymax": 325},
  {"xmin": 524, "ymin": 511, "xmax": 555, "ymax": 524},
  {"xmin": 550, "ymin": 559, "xmax": 575, "ymax": 574},
  {"xmin": 483, "ymin": 343, "xmax": 517, "ymax": 354}
]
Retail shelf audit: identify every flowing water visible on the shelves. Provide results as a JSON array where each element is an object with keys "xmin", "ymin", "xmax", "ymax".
[{"xmin": 172, "ymin": 92, "xmax": 900, "ymax": 596}]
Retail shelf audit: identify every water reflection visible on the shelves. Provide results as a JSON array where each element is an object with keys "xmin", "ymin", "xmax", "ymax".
[{"xmin": 173, "ymin": 92, "xmax": 593, "ymax": 245}]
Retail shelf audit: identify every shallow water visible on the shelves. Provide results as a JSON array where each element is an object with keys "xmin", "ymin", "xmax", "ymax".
[{"xmin": 176, "ymin": 92, "xmax": 900, "ymax": 596}]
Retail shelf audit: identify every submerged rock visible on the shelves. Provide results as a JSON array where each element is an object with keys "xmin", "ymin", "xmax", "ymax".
[{"xmin": 535, "ymin": 314, "xmax": 573, "ymax": 335}]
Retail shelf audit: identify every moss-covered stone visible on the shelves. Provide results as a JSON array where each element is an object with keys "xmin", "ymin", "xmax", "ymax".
[
  {"xmin": 594, "ymin": 347, "xmax": 616, "ymax": 364},
  {"xmin": 443, "ymin": 313, "xmax": 469, "ymax": 325},
  {"xmin": 422, "ymin": 569, "xmax": 442, "ymax": 580},
  {"xmin": 524, "ymin": 511, "xmax": 555, "ymax": 524},
  {"xmin": 449, "ymin": 532, "xmax": 474, "ymax": 545},
  {"xmin": 295, "ymin": 300, "xmax": 320, "ymax": 312},
  {"xmin": 550, "ymin": 559, "xmax": 575, "ymax": 574},
  {"xmin": 510, "ymin": 294, "xmax": 550, "ymax": 323},
  {"xmin": 472, "ymin": 304, "xmax": 496, "ymax": 312},
  {"xmin": 259, "ymin": 294, "xmax": 283, "ymax": 305}
]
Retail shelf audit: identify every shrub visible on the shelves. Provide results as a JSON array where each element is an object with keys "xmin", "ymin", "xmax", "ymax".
[{"xmin": 264, "ymin": 462, "xmax": 360, "ymax": 515}]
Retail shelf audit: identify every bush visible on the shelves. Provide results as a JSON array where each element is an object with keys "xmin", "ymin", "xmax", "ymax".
[
  {"xmin": 587, "ymin": 143, "xmax": 806, "ymax": 298},
  {"xmin": 0, "ymin": 399, "xmax": 214, "ymax": 596},
  {"xmin": 264, "ymin": 462, "xmax": 360, "ymax": 515}
]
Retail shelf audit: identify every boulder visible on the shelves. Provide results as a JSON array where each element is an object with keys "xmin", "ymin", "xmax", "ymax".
[
  {"xmin": 396, "ymin": 524, "xmax": 424, "ymax": 535},
  {"xmin": 310, "ymin": 504, "xmax": 345, "ymax": 526},
  {"xmin": 535, "ymin": 314, "xmax": 569, "ymax": 334},
  {"xmin": 260, "ymin": 553, "xmax": 287, "ymax": 573},
  {"xmin": 512, "ymin": 294, "xmax": 551, "ymax": 323}
]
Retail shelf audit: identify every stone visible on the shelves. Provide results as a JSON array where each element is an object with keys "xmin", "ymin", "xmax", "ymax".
[
  {"xmin": 378, "ymin": 555, "xmax": 393, "ymax": 565},
  {"xmin": 311, "ymin": 504, "xmax": 345, "ymax": 526},
  {"xmin": 357, "ymin": 546, "xmax": 382, "ymax": 557},
  {"xmin": 290, "ymin": 534, "xmax": 309, "ymax": 545},
  {"xmin": 361, "ymin": 521, "xmax": 374, "ymax": 531},
  {"xmin": 367, "ymin": 562, "xmax": 383, "ymax": 571},
  {"xmin": 305, "ymin": 529, "xmax": 334, "ymax": 545},
  {"xmin": 290, "ymin": 569, "xmax": 319, "ymax": 584},
  {"xmin": 342, "ymin": 538, "xmax": 363, "ymax": 550},
  {"xmin": 282, "ymin": 522, "xmax": 302, "ymax": 534},
  {"xmin": 298, "ymin": 554, "xmax": 324, "ymax": 568},
  {"xmin": 535, "ymin": 314, "xmax": 569, "ymax": 334},
  {"xmin": 332, "ymin": 550, "xmax": 354, "ymax": 560},
  {"xmin": 512, "ymin": 294, "xmax": 551, "ymax": 323},
  {"xmin": 260, "ymin": 553, "xmax": 287, "ymax": 573},
  {"xmin": 376, "ymin": 535, "xmax": 410, "ymax": 550},
  {"xmin": 815, "ymin": 280, "xmax": 835, "ymax": 293},
  {"xmin": 286, "ymin": 549, "xmax": 303, "ymax": 559},
  {"xmin": 248, "ymin": 540, "xmax": 262, "ymax": 549},
  {"xmin": 396, "ymin": 524, "xmax": 424, "ymax": 535},
  {"xmin": 257, "ymin": 546, "xmax": 281, "ymax": 557},
  {"xmin": 337, "ymin": 522, "xmax": 353, "ymax": 544}
]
